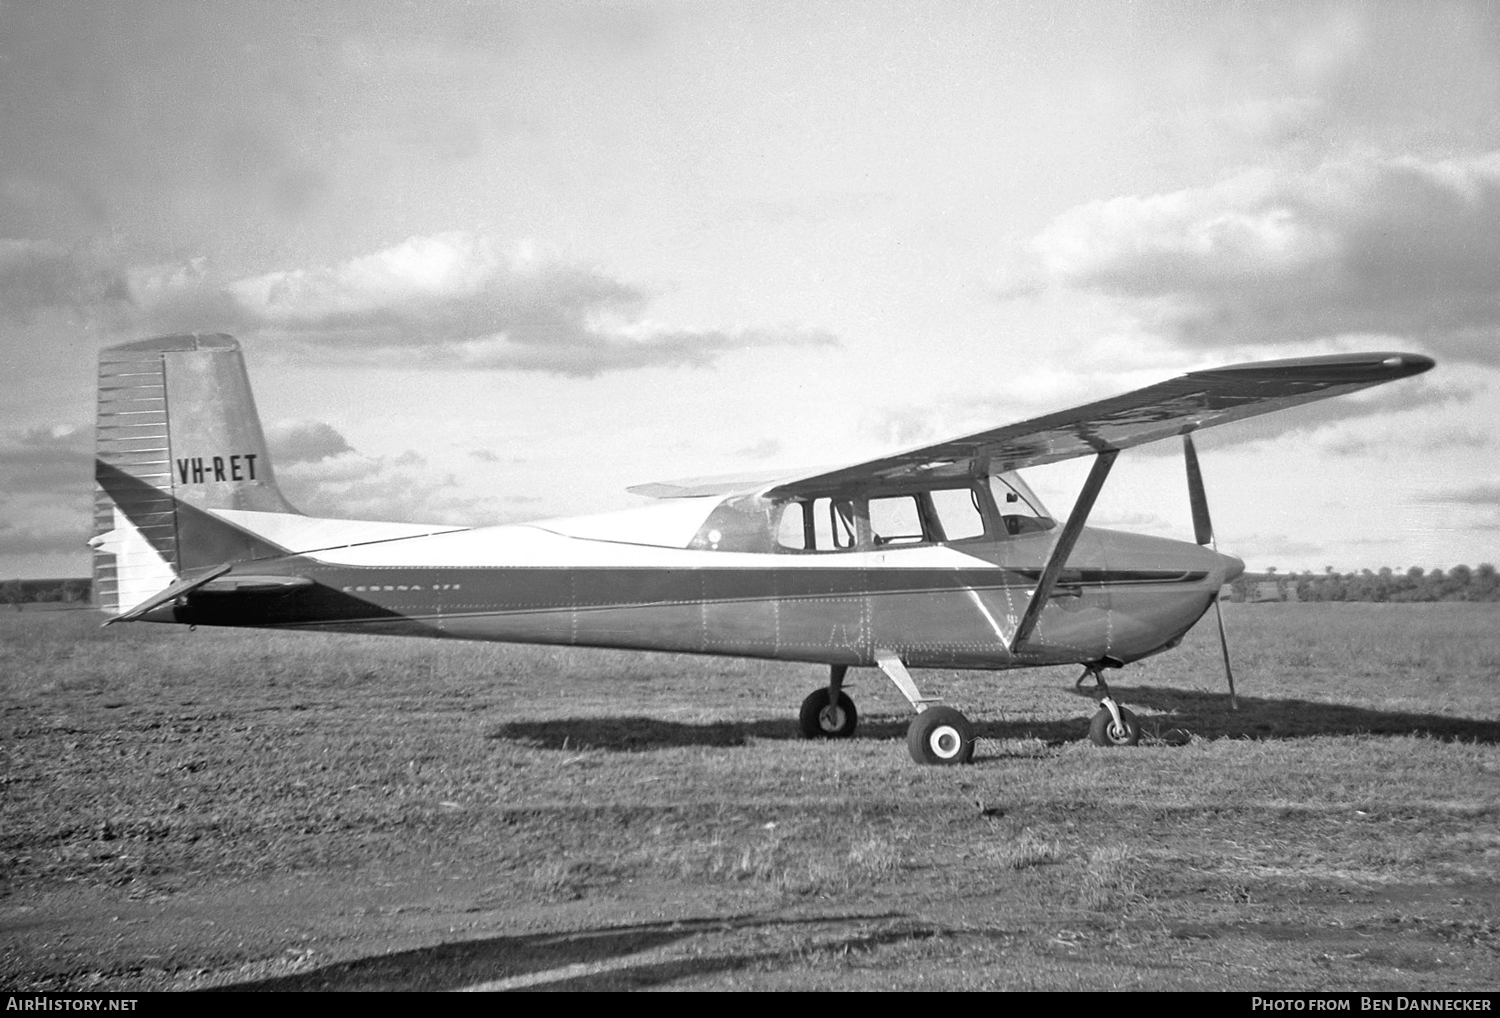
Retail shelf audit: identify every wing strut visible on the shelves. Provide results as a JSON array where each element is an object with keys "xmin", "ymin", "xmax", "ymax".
[
  {"xmin": 1009, "ymin": 449, "xmax": 1118, "ymax": 653},
  {"xmin": 1184, "ymin": 433, "xmax": 1239, "ymax": 710}
]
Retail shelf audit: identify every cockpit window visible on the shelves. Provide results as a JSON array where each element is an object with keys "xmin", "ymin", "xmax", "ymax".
[
  {"xmin": 929, "ymin": 487, "xmax": 985, "ymax": 541},
  {"xmin": 989, "ymin": 472, "xmax": 1056, "ymax": 535}
]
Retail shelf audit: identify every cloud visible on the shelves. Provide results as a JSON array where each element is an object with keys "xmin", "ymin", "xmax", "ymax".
[
  {"xmin": 0, "ymin": 425, "xmax": 92, "ymax": 495},
  {"xmin": 733, "ymin": 438, "xmax": 784, "ymax": 460},
  {"xmin": 264, "ymin": 419, "xmax": 506, "ymax": 525},
  {"xmin": 224, "ymin": 232, "xmax": 838, "ymax": 375},
  {"xmin": 1421, "ymin": 483, "xmax": 1500, "ymax": 536},
  {"xmin": 0, "ymin": 519, "xmax": 88, "ymax": 557},
  {"xmin": 1008, "ymin": 153, "xmax": 1500, "ymax": 363},
  {"xmin": 1323, "ymin": 425, "xmax": 1494, "ymax": 459},
  {"xmin": 19, "ymin": 231, "xmax": 838, "ymax": 376},
  {"xmin": 1237, "ymin": 534, "xmax": 1328, "ymax": 566},
  {"xmin": 0, "ymin": 240, "xmax": 131, "ymax": 321},
  {"xmin": 266, "ymin": 420, "xmax": 355, "ymax": 466},
  {"xmin": 0, "ymin": 426, "xmax": 93, "ymax": 569},
  {"xmin": 1443, "ymin": 484, "xmax": 1500, "ymax": 507}
]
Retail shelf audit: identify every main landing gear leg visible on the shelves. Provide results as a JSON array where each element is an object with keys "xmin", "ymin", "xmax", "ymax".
[
  {"xmin": 798, "ymin": 664, "xmax": 857, "ymax": 739},
  {"xmin": 875, "ymin": 651, "xmax": 975, "ymax": 766}
]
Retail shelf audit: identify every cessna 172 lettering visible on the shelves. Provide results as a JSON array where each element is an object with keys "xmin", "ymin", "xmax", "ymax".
[{"xmin": 90, "ymin": 335, "xmax": 1434, "ymax": 764}]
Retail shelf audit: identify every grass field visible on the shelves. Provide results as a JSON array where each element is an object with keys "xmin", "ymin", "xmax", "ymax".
[{"xmin": 2, "ymin": 603, "xmax": 1498, "ymax": 991}]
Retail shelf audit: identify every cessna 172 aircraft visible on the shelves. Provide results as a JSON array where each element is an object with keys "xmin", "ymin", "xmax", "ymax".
[{"xmin": 90, "ymin": 335, "xmax": 1434, "ymax": 764}]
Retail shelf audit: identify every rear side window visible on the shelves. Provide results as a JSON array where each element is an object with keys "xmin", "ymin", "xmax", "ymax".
[
  {"xmin": 776, "ymin": 502, "xmax": 810, "ymax": 549},
  {"xmin": 776, "ymin": 498, "xmax": 857, "ymax": 550},
  {"xmin": 868, "ymin": 495, "xmax": 924, "ymax": 545}
]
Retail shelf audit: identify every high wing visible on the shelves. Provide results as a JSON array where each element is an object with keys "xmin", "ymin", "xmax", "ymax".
[
  {"xmin": 626, "ymin": 468, "xmax": 830, "ymax": 500},
  {"xmin": 631, "ymin": 352, "xmax": 1434, "ymax": 499}
]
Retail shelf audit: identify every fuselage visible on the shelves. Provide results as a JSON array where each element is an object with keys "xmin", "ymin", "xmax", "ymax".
[{"xmin": 165, "ymin": 493, "xmax": 1245, "ymax": 672}]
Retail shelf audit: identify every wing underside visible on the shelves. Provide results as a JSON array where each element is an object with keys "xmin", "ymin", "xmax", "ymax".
[{"xmin": 631, "ymin": 352, "xmax": 1434, "ymax": 499}]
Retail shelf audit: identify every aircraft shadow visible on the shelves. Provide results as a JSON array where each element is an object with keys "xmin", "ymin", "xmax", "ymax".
[
  {"xmin": 1096, "ymin": 683, "xmax": 1500, "ymax": 746},
  {"xmin": 208, "ymin": 912, "xmax": 914, "ymax": 991},
  {"xmin": 489, "ymin": 716, "xmax": 807, "ymax": 749},
  {"xmin": 490, "ymin": 686, "xmax": 1499, "ymax": 752}
]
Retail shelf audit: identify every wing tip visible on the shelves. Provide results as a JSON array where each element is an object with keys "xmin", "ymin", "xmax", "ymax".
[{"xmin": 1194, "ymin": 350, "xmax": 1435, "ymax": 384}]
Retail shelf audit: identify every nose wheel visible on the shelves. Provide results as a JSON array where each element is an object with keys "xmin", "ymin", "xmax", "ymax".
[{"xmin": 1088, "ymin": 697, "xmax": 1140, "ymax": 747}]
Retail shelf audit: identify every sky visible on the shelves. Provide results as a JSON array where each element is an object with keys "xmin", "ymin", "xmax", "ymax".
[{"xmin": 3, "ymin": 0, "xmax": 1500, "ymax": 578}]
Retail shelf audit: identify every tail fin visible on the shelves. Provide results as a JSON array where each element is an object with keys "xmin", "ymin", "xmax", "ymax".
[{"xmin": 91, "ymin": 334, "xmax": 297, "ymax": 615}]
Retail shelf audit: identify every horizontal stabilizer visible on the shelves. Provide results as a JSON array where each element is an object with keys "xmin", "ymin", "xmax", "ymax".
[
  {"xmin": 197, "ymin": 574, "xmax": 315, "ymax": 594},
  {"xmin": 104, "ymin": 565, "xmax": 232, "ymax": 624}
]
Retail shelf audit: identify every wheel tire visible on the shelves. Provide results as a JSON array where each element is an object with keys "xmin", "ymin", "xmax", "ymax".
[
  {"xmin": 906, "ymin": 706, "xmax": 975, "ymax": 765},
  {"xmin": 798, "ymin": 689, "xmax": 858, "ymax": 739},
  {"xmin": 1089, "ymin": 705, "xmax": 1140, "ymax": 747}
]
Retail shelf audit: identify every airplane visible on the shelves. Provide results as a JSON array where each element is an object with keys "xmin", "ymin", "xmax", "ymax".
[{"xmin": 89, "ymin": 335, "xmax": 1435, "ymax": 764}]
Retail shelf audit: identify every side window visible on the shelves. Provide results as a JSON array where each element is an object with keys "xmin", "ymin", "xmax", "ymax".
[
  {"xmin": 868, "ymin": 495, "xmax": 924, "ymax": 545},
  {"xmin": 779, "ymin": 498, "xmax": 857, "ymax": 550},
  {"xmin": 776, "ymin": 502, "xmax": 808, "ymax": 550},
  {"xmin": 928, "ymin": 487, "xmax": 985, "ymax": 541}
]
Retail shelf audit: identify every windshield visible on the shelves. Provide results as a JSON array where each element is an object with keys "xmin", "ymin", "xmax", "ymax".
[{"xmin": 989, "ymin": 471, "xmax": 1056, "ymax": 534}]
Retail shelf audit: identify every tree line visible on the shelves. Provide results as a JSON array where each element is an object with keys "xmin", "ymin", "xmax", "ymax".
[
  {"xmin": 1229, "ymin": 565, "xmax": 1500, "ymax": 603},
  {"xmin": 1, "ymin": 578, "xmax": 91, "ymax": 608}
]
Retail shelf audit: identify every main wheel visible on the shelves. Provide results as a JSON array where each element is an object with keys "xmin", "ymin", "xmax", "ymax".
[
  {"xmin": 906, "ymin": 706, "xmax": 975, "ymax": 765},
  {"xmin": 798, "ymin": 688, "xmax": 858, "ymax": 739},
  {"xmin": 1089, "ymin": 705, "xmax": 1140, "ymax": 746}
]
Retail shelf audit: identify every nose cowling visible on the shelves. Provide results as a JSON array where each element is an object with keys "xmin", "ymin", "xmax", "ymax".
[{"xmin": 1217, "ymin": 550, "xmax": 1246, "ymax": 584}]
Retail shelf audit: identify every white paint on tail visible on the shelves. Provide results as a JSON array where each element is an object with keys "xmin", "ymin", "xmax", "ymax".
[{"xmin": 90, "ymin": 507, "xmax": 177, "ymax": 614}]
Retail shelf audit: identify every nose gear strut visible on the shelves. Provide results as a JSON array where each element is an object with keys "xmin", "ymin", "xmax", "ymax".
[{"xmin": 1074, "ymin": 664, "xmax": 1110, "ymax": 695}]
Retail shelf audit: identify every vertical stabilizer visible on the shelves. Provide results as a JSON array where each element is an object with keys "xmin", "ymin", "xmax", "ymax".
[{"xmin": 91, "ymin": 334, "xmax": 297, "ymax": 615}]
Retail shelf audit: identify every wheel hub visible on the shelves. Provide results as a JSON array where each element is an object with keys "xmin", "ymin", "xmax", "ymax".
[{"xmin": 929, "ymin": 727, "xmax": 960, "ymax": 758}]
